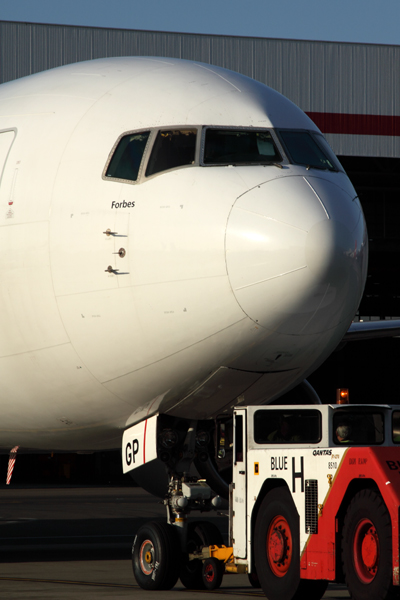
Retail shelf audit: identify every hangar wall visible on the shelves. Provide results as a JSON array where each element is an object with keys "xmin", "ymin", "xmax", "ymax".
[{"xmin": 1, "ymin": 20, "xmax": 400, "ymax": 158}]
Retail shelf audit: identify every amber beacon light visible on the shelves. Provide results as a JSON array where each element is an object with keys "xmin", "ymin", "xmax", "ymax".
[{"xmin": 336, "ymin": 388, "xmax": 350, "ymax": 404}]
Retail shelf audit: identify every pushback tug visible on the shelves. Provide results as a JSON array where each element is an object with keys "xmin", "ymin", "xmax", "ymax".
[{"xmin": 123, "ymin": 390, "xmax": 400, "ymax": 600}]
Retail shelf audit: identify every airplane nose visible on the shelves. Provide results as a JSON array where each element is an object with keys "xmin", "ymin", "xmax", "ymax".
[{"xmin": 226, "ymin": 175, "xmax": 367, "ymax": 335}]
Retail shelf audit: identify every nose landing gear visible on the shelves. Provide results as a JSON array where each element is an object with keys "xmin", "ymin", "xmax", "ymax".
[{"xmin": 132, "ymin": 474, "xmax": 226, "ymax": 591}]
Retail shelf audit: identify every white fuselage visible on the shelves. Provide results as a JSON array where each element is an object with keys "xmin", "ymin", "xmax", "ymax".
[{"xmin": 0, "ymin": 57, "xmax": 367, "ymax": 451}]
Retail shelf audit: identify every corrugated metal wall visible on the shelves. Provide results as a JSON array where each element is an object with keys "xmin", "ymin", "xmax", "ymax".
[{"xmin": 1, "ymin": 20, "xmax": 400, "ymax": 157}]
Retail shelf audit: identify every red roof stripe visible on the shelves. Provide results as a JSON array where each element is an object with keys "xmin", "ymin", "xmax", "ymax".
[{"xmin": 306, "ymin": 112, "xmax": 400, "ymax": 137}]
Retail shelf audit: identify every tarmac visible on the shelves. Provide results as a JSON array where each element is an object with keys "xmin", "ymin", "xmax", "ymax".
[{"xmin": 0, "ymin": 485, "xmax": 350, "ymax": 599}]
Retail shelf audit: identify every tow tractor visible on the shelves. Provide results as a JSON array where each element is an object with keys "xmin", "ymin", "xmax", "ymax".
[{"xmin": 122, "ymin": 396, "xmax": 400, "ymax": 600}]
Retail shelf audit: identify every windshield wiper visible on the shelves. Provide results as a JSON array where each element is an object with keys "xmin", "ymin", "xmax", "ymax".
[{"xmin": 305, "ymin": 164, "xmax": 335, "ymax": 171}]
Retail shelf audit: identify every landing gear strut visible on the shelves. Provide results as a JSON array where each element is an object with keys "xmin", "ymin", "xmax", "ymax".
[{"xmin": 132, "ymin": 473, "xmax": 224, "ymax": 590}]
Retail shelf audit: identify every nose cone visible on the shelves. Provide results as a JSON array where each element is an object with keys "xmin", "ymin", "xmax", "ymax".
[{"xmin": 226, "ymin": 175, "xmax": 367, "ymax": 335}]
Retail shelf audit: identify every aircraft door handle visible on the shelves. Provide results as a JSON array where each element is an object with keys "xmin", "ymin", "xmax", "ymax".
[{"xmin": 103, "ymin": 229, "xmax": 118, "ymax": 236}]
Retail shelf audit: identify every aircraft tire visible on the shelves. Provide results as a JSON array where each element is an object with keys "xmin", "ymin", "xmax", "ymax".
[
  {"xmin": 132, "ymin": 521, "xmax": 180, "ymax": 590},
  {"xmin": 342, "ymin": 489, "xmax": 397, "ymax": 600},
  {"xmin": 180, "ymin": 520, "xmax": 223, "ymax": 589},
  {"xmin": 254, "ymin": 486, "xmax": 303, "ymax": 600}
]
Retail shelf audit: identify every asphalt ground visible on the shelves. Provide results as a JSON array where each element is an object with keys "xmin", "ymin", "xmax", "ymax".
[{"xmin": 0, "ymin": 486, "xmax": 350, "ymax": 599}]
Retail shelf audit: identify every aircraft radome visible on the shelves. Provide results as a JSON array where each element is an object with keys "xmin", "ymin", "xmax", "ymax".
[{"xmin": 0, "ymin": 56, "xmax": 371, "ymax": 493}]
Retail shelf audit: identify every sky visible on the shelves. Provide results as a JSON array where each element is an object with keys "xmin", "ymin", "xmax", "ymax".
[{"xmin": 1, "ymin": 0, "xmax": 400, "ymax": 46}]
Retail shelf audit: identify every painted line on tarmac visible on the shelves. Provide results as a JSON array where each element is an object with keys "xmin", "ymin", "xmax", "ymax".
[
  {"xmin": 0, "ymin": 577, "xmax": 264, "ymax": 596},
  {"xmin": 0, "ymin": 577, "xmax": 137, "ymax": 589}
]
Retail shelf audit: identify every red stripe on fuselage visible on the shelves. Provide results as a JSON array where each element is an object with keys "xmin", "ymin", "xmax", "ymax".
[
  {"xmin": 143, "ymin": 419, "xmax": 148, "ymax": 464},
  {"xmin": 306, "ymin": 112, "xmax": 400, "ymax": 137}
]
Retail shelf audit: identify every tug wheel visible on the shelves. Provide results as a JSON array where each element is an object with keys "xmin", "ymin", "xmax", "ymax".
[
  {"xmin": 353, "ymin": 518, "xmax": 379, "ymax": 583},
  {"xmin": 266, "ymin": 514, "xmax": 293, "ymax": 576},
  {"xmin": 132, "ymin": 521, "xmax": 180, "ymax": 590},
  {"xmin": 342, "ymin": 489, "xmax": 397, "ymax": 600},
  {"xmin": 248, "ymin": 570, "xmax": 261, "ymax": 588},
  {"xmin": 255, "ymin": 488, "xmax": 327, "ymax": 600},
  {"xmin": 254, "ymin": 487, "xmax": 303, "ymax": 600},
  {"xmin": 254, "ymin": 487, "xmax": 326, "ymax": 600},
  {"xmin": 202, "ymin": 557, "xmax": 224, "ymax": 590}
]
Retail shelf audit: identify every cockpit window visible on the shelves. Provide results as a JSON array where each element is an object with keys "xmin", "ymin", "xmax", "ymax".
[
  {"xmin": 278, "ymin": 130, "xmax": 339, "ymax": 171},
  {"xmin": 146, "ymin": 129, "xmax": 197, "ymax": 177},
  {"xmin": 106, "ymin": 131, "xmax": 150, "ymax": 182},
  {"xmin": 313, "ymin": 133, "xmax": 344, "ymax": 171},
  {"xmin": 203, "ymin": 129, "xmax": 281, "ymax": 165}
]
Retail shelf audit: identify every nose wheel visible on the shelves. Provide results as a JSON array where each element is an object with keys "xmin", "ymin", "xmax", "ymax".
[
  {"xmin": 132, "ymin": 521, "xmax": 180, "ymax": 590},
  {"xmin": 139, "ymin": 540, "xmax": 155, "ymax": 576},
  {"xmin": 180, "ymin": 520, "xmax": 223, "ymax": 589}
]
